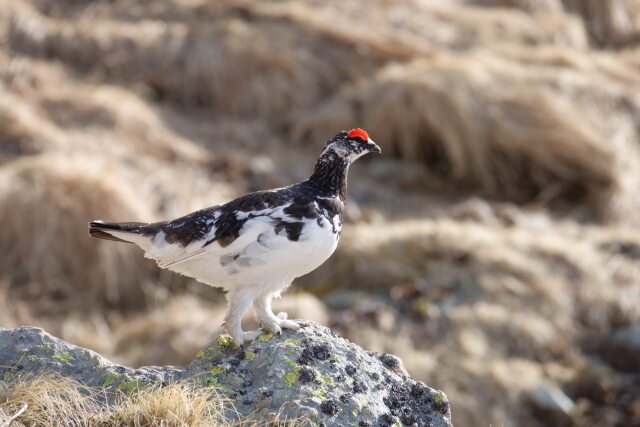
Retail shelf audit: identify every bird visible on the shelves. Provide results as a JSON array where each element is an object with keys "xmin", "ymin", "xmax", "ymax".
[{"xmin": 89, "ymin": 128, "xmax": 381, "ymax": 346}]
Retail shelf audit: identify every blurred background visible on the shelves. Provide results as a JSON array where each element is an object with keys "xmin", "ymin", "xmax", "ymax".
[{"xmin": 1, "ymin": 0, "xmax": 640, "ymax": 425}]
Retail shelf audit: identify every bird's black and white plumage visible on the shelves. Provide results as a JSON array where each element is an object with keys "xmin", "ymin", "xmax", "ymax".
[{"xmin": 89, "ymin": 129, "xmax": 381, "ymax": 345}]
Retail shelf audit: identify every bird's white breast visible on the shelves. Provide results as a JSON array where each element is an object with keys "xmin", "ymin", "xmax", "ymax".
[{"xmin": 166, "ymin": 214, "xmax": 340, "ymax": 290}]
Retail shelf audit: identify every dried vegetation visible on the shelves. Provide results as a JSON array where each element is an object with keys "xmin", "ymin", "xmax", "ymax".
[{"xmin": 0, "ymin": 373, "xmax": 281, "ymax": 426}]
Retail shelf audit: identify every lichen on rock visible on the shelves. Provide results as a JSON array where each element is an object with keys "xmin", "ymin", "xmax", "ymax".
[{"xmin": 0, "ymin": 323, "xmax": 452, "ymax": 426}]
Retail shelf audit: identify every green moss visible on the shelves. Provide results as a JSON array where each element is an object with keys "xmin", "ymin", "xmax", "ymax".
[
  {"xmin": 103, "ymin": 372, "xmax": 120, "ymax": 388},
  {"xmin": 320, "ymin": 374, "xmax": 334, "ymax": 384},
  {"xmin": 283, "ymin": 364, "xmax": 303, "ymax": 387},
  {"xmin": 244, "ymin": 351, "xmax": 256, "ymax": 361},
  {"xmin": 196, "ymin": 350, "xmax": 205, "ymax": 359},
  {"xmin": 204, "ymin": 375, "xmax": 222, "ymax": 389},
  {"xmin": 207, "ymin": 345, "xmax": 216, "ymax": 353},
  {"xmin": 284, "ymin": 338, "xmax": 299, "ymax": 346},
  {"xmin": 27, "ymin": 355, "xmax": 41, "ymax": 362},
  {"xmin": 203, "ymin": 366, "xmax": 227, "ymax": 389},
  {"xmin": 309, "ymin": 387, "xmax": 328, "ymax": 399},
  {"xmin": 52, "ymin": 351, "xmax": 73, "ymax": 363},
  {"xmin": 217, "ymin": 335, "xmax": 234, "ymax": 347},
  {"xmin": 3, "ymin": 371, "xmax": 12, "ymax": 382},
  {"xmin": 284, "ymin": 369, "xmax": 299, "ymax": 387},
  {"xmin": 258, "ymin": 332, "xmax": 274, "ymax": 342},
  {"xmin": 38, "ymin": 344, "xmax": 54, "ymax": 354},
  {"xmin": 284, "ymin": 358, "xmax": 298, "ymax": 368},
  {"xmin": 330, "ymin": 355, "xmax": 341, "ymax": 362},
  {"xmin": 434, "ymin": 391, "xmax": 447, "ymax": 404},
  {"xmin": 116, "ymin": 378, "xmax": 146, "ymax": 396}
]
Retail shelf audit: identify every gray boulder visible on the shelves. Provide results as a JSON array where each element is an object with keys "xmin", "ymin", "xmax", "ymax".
[{"xmin": 0, "ymin": 322, "xmax": 452, "ymax": 426}]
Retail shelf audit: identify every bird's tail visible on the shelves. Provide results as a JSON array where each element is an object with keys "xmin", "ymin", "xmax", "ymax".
[{"xmin": 88, "ymin": 221, "xmax": 147, "ymax": 244}]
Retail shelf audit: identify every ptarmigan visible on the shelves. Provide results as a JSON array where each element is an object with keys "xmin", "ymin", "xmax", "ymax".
[{"xmin": 89, "ymin": 129, "xmax": 381, "ymax": 346}]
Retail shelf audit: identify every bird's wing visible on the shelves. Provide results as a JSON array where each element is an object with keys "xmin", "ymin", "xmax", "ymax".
[
  {"xmin": 156, "ymin": 215, "xmax": 277, "ymax": 269},
  {"xmin": 144, "ymin": 201, "xmax": 295, "ymax": 269}
]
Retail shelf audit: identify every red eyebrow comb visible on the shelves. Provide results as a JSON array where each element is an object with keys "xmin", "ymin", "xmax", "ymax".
[{"xmin": 347, "ymin": 128, "xmax": 369, "ymax": 141}]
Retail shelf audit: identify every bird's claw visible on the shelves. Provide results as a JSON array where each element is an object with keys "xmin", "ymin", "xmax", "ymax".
[
  {"xmin": 276, "ymin": 312, "xmax": 300, "ymax": 330},
  {"xmin": 260, "ymin": 319, "xmax": 282, "ymax": 335},
  {"xmin": 231, "ymin": 330, "xmax": 262, "ymax": 348}
]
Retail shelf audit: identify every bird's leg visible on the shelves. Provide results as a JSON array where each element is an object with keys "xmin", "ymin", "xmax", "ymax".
[
  {"xmin": 224, "ymin": 287, "xmax": 262, "ymax": 347},
  {"xmin": 253, "ymin": 291, "xmax": 300, "ymax": 334}
]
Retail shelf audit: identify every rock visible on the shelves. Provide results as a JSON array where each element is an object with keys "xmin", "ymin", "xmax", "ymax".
[
  {"xmin": 0, "ymin": 322, "xmax": 452, "ymax": 426},
  {"xmin": 600, "ymin": 323, "xmax": 640, "ymax": 371},
  {"xmin": 612, "ymin": 323, "xmax": 640, "ymax": 350},
  {"xmin": 531, "ymin": 385, "xmax": 575, "ymax": 416},
  {"xmin": 601, "ymin": 241, "xmax": 640, "ymax": 259}
]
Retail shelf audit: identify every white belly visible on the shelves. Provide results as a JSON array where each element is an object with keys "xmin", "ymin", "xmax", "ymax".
[{"xmin": 169, "ymin": 217, "xmax": 340, "ymax": 289}]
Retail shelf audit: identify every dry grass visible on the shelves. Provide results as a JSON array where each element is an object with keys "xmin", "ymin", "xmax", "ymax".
[
  {"xmin": 0, "ymin": 154, "xmax": 157, "ymax": 310},
  {"xmin": 4, "ymin": 0, "xmax": 640, "ymax": 219},
  {"xmin": 296, "ymin": 48, "xmax": 640, "ymax": 219},
  {"xmin": 0, "ymin": 373, "xmax": 309, "ymax": 426},
  {"xmin": 0, "ymin": 373, "xmax": 101, "ymax": 426},
  {"xmin": 1, "ymin": 0, "xmax": 594, "ymax": 121},
  {"xmin": 469, "ymin": 0, "xmax": 640, "ymax": 48},
  {"xmin": 110, "ymin": 382, "xmax": 233, "ymax": 427},
  {"xmin": 2, "ymin": 0, "xmax": 384, "ymax": 118},
  {"xmin": 561, "ymin": 0, "xmax": 640, "ymax": 48}
]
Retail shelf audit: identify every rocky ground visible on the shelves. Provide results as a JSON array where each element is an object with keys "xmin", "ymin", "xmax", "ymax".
[
  {"xmin": 1, "ymin": 0, "xmax": 640, "ymax": 426},
  {"xmin": 0, "ymin": 324, "xmax": 452, "ymax": 426}
]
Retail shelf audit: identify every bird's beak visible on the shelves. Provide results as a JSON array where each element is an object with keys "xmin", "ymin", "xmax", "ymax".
[{"xmin": 367, "ymin": 138, "xmax": 382, "ymax": 154}]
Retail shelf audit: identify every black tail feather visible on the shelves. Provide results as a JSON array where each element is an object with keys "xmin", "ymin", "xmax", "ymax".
[{"xmin": 88, "ymin": 221, "xmax": 147, "ymax": 243}]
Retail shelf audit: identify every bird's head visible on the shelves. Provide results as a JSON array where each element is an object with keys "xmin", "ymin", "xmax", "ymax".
[{"xmin": 320, "ymin": 128, "xmax": 381, "ymax": 164}]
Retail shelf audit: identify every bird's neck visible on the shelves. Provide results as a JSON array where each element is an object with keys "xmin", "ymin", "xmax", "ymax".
[{"xmin": 308, "ymin": 151, "xmax": 350, "ymax": 201}]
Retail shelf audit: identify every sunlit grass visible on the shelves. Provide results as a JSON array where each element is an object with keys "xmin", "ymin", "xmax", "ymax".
[{"xmin": 0, "ymin": 373, "xmax": 308, "ymax": 426}]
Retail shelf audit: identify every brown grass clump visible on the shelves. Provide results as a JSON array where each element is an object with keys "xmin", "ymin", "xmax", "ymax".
[
  {"xmin": 0, "ymin": 154, "xmax": 157, "ymax": 311},
  {"xmin": 3, "ymin": 0, "xmax": 591, "ymax": 122},
  {"xmin": 296, "ymin": 49, "xmax": 640, "ymax": 219},
  {"xmin": 110, "ymin": 382, "xmax": 233, "ymax": 427},
  {"xmin": 470, "ymin": 0, "xmax": 640, "ymax": 48},
  {"xmin": 562, "ymin": 0, "xmax": 640, "ymax": 48},
  {"xmin": 0, "ymin": 373, "xmax": 305, "ymax": 426},
  {"xmin": 471, "ymin": 0, "xmax": 565, "ymax": 12},
  {"xmin": 0, "ymin": 373, "xmax": 101, "ymax": 426},
  {"xmin": 2, "ymin": 0, "xmax": 384, "ymax": 118}
]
